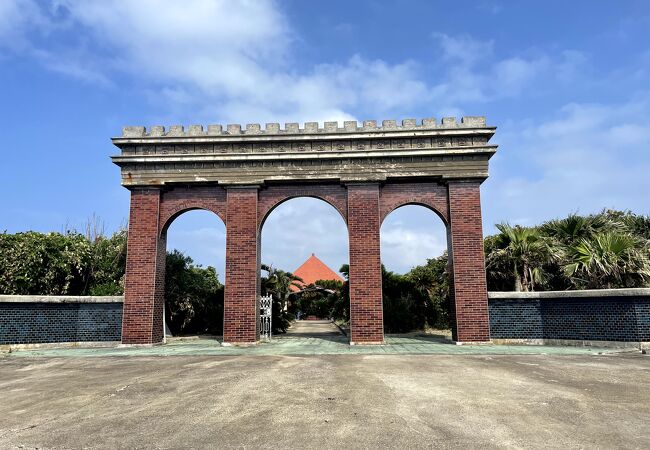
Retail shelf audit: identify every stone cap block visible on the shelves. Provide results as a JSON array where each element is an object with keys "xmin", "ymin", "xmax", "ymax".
[
  {"xmin": 488, "ymin": 288, "xmax": 650, "ymax": 300},
  {"xmin": 120, "ymin": 116, "xmax": 491, "ymax": 137},
  {"xmin": 0, "ymin": 295, "xmax": 125, "ymax": 304}
]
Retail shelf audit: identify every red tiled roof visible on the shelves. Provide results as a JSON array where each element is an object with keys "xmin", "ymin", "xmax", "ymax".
[{"xmin": 290, "ymin": 254, "xmax": 344, "ymax": 292}]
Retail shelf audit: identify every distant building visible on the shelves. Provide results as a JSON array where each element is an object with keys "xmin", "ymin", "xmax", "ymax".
[{"xmin": 290, "ymin": 253, "xmax": 344, "ymax": 292}]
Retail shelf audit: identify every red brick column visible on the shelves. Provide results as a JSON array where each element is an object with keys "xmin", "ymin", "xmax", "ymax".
[
  {"xmin": 122, "ymin": 188, "xmax": 166, "ymax": 344},
  {"xmin": 347, "ymin": 184, "xmax": 384, "ymax": 344},
  {"xmin": 448, "ymin": 181, "xmax": 490, "ymax": 342},
  {"xmin": 223, "ymin": 187, "xmax": 259, "ymax": 344}
]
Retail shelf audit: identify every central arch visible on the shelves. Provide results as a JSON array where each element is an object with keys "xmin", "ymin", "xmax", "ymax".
[
  {"xmin": 259, "ymin": 188, "xmax": 350, "ymax": 340},
  {"xmin": 258, "ymin": 184, "xmax": 348, "ymax": 228}
]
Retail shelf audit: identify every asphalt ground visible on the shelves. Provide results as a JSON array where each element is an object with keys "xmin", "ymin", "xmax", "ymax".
[
  {"xmin": 0, "ymin": 322, "xmax": 650, "ymax": 449},
  {"xmin": 1, "ymin": 352, "xmax": 648, "ymax": 449},
  {"xmin": 1, "ymin": 322, "xmax": 648, "ymax": 449}
]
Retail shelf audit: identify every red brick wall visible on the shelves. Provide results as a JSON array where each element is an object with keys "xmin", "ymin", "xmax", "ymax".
[
  {"xmin": 121, "ymin": 180, "xmax": 490, "ymax": 345},
  {"xmin": 122, "ymin": 188, "xmax": 165, "ymax": 344},
  {"xmin": 223, "ymin": 187, "xmax": 259, "ymax": 344},
  {"xmin": 257, "ymin": 184, "xmax": 348, "ymax": 228},
  {"xmin": 348, "ymin": 184, "xmax": 384, "ymax": 344},
  {"xmin": 447, "ymin": 181, "xmax": 490, "ymax": 342},
  {"xmin": 379, "ymin": 182, "xmax": 449, "ymax": 225},
  {"xmin": 159, "ymin": 185, "xmax": 227, "ymax": 232}
]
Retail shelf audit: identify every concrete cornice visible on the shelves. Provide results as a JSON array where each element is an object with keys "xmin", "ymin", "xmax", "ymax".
[
  {"xmin": 488, "ymin": 288, "xmax": 650, "ymax": 299},
  {"xmin": 111, "ymin": 146, "xmax": 497, "ymax": 164},
  {"xmin": 111, "ymin": 115, "xmax": 498, "ymax": 187}
]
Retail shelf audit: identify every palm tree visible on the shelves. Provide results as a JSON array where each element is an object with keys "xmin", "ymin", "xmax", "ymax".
[
  {"xmin": 564, "ymin": 232, "xmax": 650, "ymax": 289},
  {"xmin": 339, "ymin": 264, "xmax": 349, "ymax": 280},
  {"xmin": 261, "ymin": 264, "xmax": 303, "ymax": 310},
  {"xmin": 487, "ymin": 223, "xmax": 555, "ymax": 291},
  {"xmin": 541, "ymin": 213, "xmax": 620, "ymax": 244}
]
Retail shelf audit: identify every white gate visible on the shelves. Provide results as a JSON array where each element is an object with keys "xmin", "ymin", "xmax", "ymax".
[{"xmin": 260, "ymin": 295, "xmax": 272, "ymax": 341}]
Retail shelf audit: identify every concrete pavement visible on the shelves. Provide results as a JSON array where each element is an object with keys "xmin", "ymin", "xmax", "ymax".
[
  {"xmin": 285, "ymin": 319, "xmax": 343, "ymax": 337},
  {"xmin": 1, "ymin": 352, "xmax": 648, "ymax": 449}
]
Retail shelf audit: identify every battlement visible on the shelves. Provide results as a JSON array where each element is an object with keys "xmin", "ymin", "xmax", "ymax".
[{"xmin": 121, "ymin": 117, "xmax": 489, "ymax": 138}]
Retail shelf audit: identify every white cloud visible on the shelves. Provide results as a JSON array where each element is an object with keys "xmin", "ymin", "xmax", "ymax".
[
  {"xmin": 0, "ymin": 0, "xmax": 52, "ymax": 51},
  {"xmin": 1, "ymin": 0, "xmax": 430, "ymax": 123},
  {"xmin": 261, "ymin": 198, "xmax": 348, "ymax": 274},
  {"xmin": 430, "ymin": 34, "xmax": 587, "ymax": 104},
  {"xmin": 6, "ymin": 0, "xmax": 646, "ymax": 276},
  {"xmin": 381, "ymin": 228, "xmax": 446, "ymax": 273},
  {"xmin": 483, "ymin": 94, "xmax": 650, "ymax": 233},
  {"xmin": 165, "ymin": 211, "xmax": 226, "ymax": 276},
  {"xmin": 434, "ymin": 33, "xmax": 494, "ymax": 66},
  {"xmin": 59, "ymin": 0, "xmax": 290, "ymax": 93},
  {"xmin": 1, "ymin": 2, "xmax": 581, "ymax": 124},
  {"xmin": 380, "ymin": 205, "xmax": 447, "ymax": 273}
]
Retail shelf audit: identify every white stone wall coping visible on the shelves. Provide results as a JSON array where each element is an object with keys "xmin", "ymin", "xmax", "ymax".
[
  {"xmin": 119, "ymin": 117, "xmax": 490, "ymax": 138},
  {"xmin": 0, "ymin": 295, "xmax": 124, "ymax": 304},
  {"xmin": 488, "ymin": 288, "xmax": 650, "ymax": 299}
]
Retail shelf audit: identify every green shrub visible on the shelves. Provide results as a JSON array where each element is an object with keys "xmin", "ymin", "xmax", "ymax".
[{"xmin": 164, "ymin": 250, "xmax": 224, "ymax": 335}]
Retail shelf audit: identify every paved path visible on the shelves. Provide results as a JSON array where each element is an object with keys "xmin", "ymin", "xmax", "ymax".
[
  {"xmin": 6, "ymin": 334, "xmax": 623, "ymax": 358},
  {"xmin": 1, "ymin": 353, "xmax": 648, "ymax": 448},
  {"xmin": 284, "ymin": 319, "xmax": 344, "ymax": 337}
]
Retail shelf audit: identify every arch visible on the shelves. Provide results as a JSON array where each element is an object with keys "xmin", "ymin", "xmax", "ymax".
[
  {"xmin": 163, "ymin": 208, "xmax": 226, "ymax": 339},
  {"xmin": 258, "ymin": 184, "xmax": 348, "ymax": 230},
  {"xmin": 159, "ymin": 186, "xmax": 227, "ymax": 236},
  {"xmin": 379, "ymin": 182, "xmax": 449, "ymax": 226},
  {"xmin": 259, "ymin": 194, "xmax": 349, "ymax": 338},
  {"xmin": 380, "ymin": 203, "xmax": 450, "ymax": 334},
  {"xmin": 380, "ymin": 203, "xmax": 448, "ymax": 274},
  {"xmin": 259, "ymin": 195, "xmax": 349, "ymax": 264}
]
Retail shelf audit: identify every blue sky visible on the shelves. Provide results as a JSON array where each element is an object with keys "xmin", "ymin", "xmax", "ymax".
[{"xmin": 1, "ymin": 0, "xmax": 649, "ymax": 278}]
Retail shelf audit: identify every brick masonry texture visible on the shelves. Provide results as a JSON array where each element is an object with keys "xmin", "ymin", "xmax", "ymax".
[
  {"xmin": 447, "ymin": 181, "xmax": 491, "ymax": 342},
  {"xmin": 258, "ymin": 184, "xmax": 348, "ymax": 227},
  {"xmin": 224, "ymin": 188, "xmax": 260, "ymax": 343},
  {"xmin": 379, "ymin": 182, "xmax": 449, "ymax": 225},
  {"xmin": 120, "ymin": 180, "xmax": 493, "ymax": 345},
  {"xmin": 0, "ymin": 302, "xmax": 122, "ymax": 344},
  {"xmin": 348, "ymin": 184, "xmax": 384, "ymax": 344},
  {"xmin": 489, "ymin": 296, "xmax": 650, "ymax": 342},
  {"xmin": 114, "ymin": 116, "xmax": 497, "ymax": 345},
  {"xmin": 160, "ymin": 185, "xmax": 227, "ymax": 231},
  {"xmin": 122, "ymin": 188, "xmax": 165, "ymax": 344}
]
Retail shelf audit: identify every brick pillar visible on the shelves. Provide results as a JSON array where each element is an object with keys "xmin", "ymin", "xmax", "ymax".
[
  {"xmin": 347, "ymin": 184, "xmax": 384, "ymax": 344},
  {"xmin": 448, "ymin": 180, "xmax": 490, "ymax": 342},
  {"xmin": 122, "ymin": 188, "xmax": 166, "ymax": 344},
  {"xmin": 223, "ymin": 187, "xmax": 259, "ymax": 344}
]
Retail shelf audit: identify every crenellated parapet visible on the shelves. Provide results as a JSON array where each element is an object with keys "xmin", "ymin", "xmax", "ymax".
[
  {"xmin": 111, "ymin": 116, "xmax": 497, "ymax": 186},
  {"xmin": 120, "ymin": 117, "xmax": 489, "ymax": 138}
]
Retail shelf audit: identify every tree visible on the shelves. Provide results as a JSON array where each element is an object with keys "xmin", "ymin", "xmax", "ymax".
[
  {"xmin": 406, "ymin": 254, "xmax": 451, "ymax": 328},
  {"xmin": 564, "ymin": 232, "xmax": 650, "ymax": 289},
  {"xmin": 0, "ymin": 231, "xmax": 92, "ymax": 295},
  {"xmin": 382, "ymin": 265, "xmax": 427, "ymax": 332},
  {"xmin": 487, "ymin": 224, "xmax": 554, "ymax": 292},
  {"xmin": 290, "ymin": 279, "xmax": 345, "ymax": 320},
  {"xmin": 339, "ymin": 264, "xmax": 349, "ymax": 280},
  {"xmin": 164, "ymin": 250, "xmax": 224, "ymax": 335},
  {"xmin": 260, "ymin": 264, "xmax": 302, "ymax": 333},
  {"xmin": 86, "ymin": 229, "xmax": 127, "ymax": 295},
  {"xmin": 261, "ymin": 264, "xmax": 303, "ymax": 310}
]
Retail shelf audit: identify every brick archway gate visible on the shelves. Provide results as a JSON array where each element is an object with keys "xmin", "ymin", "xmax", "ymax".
[{"xmin": 111, "ymin": 117, "xmax": 497, "ymax": 345}]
